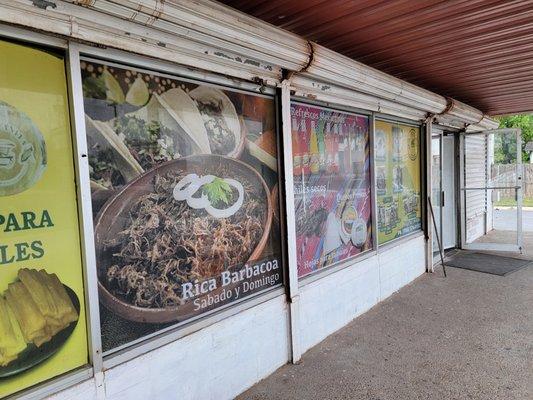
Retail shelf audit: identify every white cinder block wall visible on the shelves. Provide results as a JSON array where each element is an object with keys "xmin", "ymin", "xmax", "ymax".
[
  {"xmin": 298, "ymin": 234, "xmax": 425, "ymax": 353},
  {"xmin": 298, "ymin": 255, "xmax": 380, "ymax": 352},
  {"xmin": 50, "ymin": 235, "xmax": 425, "ymax": 400},
  {"xmin": 378, "ymin": 235, "xmax": 426, "ymax": 300}
]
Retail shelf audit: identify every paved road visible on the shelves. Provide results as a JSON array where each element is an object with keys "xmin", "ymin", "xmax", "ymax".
[
  {"xmin": 493, "ymin": 208, "xmax": 533, "ymax": 232},
  {"xmin": 238, "ymin": 263, "xmax": 533, "ymax": 400}
]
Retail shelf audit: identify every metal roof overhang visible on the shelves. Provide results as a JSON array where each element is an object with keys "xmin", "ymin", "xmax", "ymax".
[
  {"xmin": 0, "ymin": 0, "xmax": 502, "ymax": 129},
  {"xmin": 220, "ymin": 0, "xmax": 533, "ymax": 116}
]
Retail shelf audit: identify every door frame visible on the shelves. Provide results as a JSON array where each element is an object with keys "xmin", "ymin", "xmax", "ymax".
[
  {"xmin": 441, "ymin": 133, "xmax": 457, "ymax": 250},
  {"xmin": 431, "ymin": 124, "xmax": 461, "ymax": 266},
  {"xmin": 459, "ymin": 128, "xmax": 523, "ymax": 253},
  {"xmin": 431, "ymin": 130, "xmax": 443, "ymax": 261}
]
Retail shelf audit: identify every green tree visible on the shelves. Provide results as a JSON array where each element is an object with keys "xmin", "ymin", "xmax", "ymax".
[{"xmin": 495, "ymin": 114, "xmax": 533, "ymax": 163}]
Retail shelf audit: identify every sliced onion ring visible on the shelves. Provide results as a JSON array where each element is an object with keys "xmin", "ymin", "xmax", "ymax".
[
  {"xmin": 204, "ymin": 178, "xmax": 244, "ymax": 219},
  {"xmin": 186, "ymin": 175, "xmax": 215, "ymax": 209},
  {"xmin": 173, "ymin": 174, "xmax": 244, "ymax": 219},
  {"xmin": 173, "ymin": 173, "xmax": 199, "ymax": 201}
]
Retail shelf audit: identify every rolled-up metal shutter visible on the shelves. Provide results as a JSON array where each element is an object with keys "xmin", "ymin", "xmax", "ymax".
[{"xmin": 464, "ymin": 135, "xmax": 488, "ymax": 242}]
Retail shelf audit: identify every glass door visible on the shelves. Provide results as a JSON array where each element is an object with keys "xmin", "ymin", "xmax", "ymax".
[
  {"xmin": 441, "ymin": 135, "xmax": 457, "ymax": 249},
  {"xmin": 431, "ymin": 131, "xmax": 443, "ymax": 258},
  {"xmin": 459, "ymin": 129, "xmax": 523, "ymax": 252}
]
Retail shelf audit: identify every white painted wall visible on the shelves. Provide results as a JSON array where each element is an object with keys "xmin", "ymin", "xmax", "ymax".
[
  {"xmin": 49, "ymin": 235, "xmax": 425, "ymax": 400},
  {"xmin": 50, "ymin": 296, "xmax": 290, "ymax": 400},
  {"xmin": 299, "ymin": 234, "xmax": 425, "ymax": 353},
  {"xmin": 48, "ymin": 379, "xmax": 97, "ymax": 400}
]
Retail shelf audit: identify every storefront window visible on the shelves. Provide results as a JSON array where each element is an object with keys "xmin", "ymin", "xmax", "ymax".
[
  {"xmin": 0, "ymin": 39, "xmax": 88, "ymax": 397},
  {"xmin": 291, "ymin": 102, "xmax": 373, "ymax": 278},
  {"xmin": 81, "ymin": 59, "xmax": 282, "ymax": 353},
  {"xmin": 375, "ymin": 119, "xmax": 422, "ymax": 244}
]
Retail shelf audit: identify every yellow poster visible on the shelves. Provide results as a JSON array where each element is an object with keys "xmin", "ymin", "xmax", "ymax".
[
  {"xmin": 375, "ymin": 120, "xmax": 421, "ymax": 244},
  {"xmin": 0, "ymin": 39, "xmax": 87, "ymax": 397}
]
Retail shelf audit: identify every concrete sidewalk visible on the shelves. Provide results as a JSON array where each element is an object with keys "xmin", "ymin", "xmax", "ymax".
[
  {"xmin": 493, "ymin": 208, "xmax": 533, "ymax": 232},
  {"xmin": 238, "ymin": 262, "xmax": 533, "ymax": 399}
]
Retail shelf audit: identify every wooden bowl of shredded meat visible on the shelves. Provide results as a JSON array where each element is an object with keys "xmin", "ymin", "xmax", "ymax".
[{"xmin": 94, "ymin": 154, "xmax": 273, "ymax": 323}]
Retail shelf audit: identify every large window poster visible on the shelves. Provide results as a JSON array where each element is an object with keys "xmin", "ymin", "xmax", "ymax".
[
  {"xmin": 374, "ymin": 120, "xmax": 422, "ymax": 244},
  {"xmin": 291, "ymin": 103, "xmax": 373, "ymax": 278},
  {"xmin": 81, "ymin": 59, "xmax": 282, "ymax": 352},
  {"xmin": 0, "ymin": 40, "xmax": 87, "ymax": 397}
]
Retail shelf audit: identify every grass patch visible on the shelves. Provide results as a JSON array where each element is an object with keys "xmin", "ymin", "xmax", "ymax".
[{"xmin": 494, "ymin": 197, "xmax": 533, "ymax": 207}]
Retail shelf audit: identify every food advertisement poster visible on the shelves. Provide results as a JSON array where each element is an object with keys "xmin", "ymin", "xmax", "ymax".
[
  {"xmin": 0, "ymin": 40, "xmax": 87, "ymax": 397},
  {"xmin": 375, "ymin": 120, "xmax": 421, "ymax": 244},
  {"xmin": 291, "ymin": 103, "xmax": 373, "ymax": 278},
  {"xmin": 81, "ymin": 60, "xmax": 282, "ymax": 352}
]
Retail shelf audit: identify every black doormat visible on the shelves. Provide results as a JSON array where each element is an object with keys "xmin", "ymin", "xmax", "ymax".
[{"xmin": 445, "ymin": 251, "xmax": 532, "ymax": 276}]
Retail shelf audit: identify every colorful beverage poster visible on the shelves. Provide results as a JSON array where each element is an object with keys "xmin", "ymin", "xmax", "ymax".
[
  {"xmin": 291, "ymin": 103, "xmax": 373, "ymax": 278},
  {"xmin": 81, "ymin": 60, "xmax": 282, "ymax": 352},
  {"xmin": 0, "ymin": 40, "xmax": 87, "ymax": 397},
  {"xmin": 375, "ymin": 120, "xmax": 421, "ymax": 244}
]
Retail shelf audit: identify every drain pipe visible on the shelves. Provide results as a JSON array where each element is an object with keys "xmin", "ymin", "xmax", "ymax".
[
  {"xmin": 425, "ymin": 113, "xmax": 436, "ymax": 273},
  {"xmin": 279, "ymin": 43, "xmax": 314, "ymax": 364}
]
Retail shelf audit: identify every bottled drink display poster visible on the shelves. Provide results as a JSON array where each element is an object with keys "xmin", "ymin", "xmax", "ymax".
[{"xmin": 291, "ymin": 102, "xmax": 373, "ymax": 278}]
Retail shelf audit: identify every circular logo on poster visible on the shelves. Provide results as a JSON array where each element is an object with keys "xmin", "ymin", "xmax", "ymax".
[
  {"xmin": 351, "ymin": 217, "xmax": 367, "ymax": 247},
  {"xmin": 408, "ymin": 128, "xmax": 418, "ymax": 161},
  {"xmin": 0, "ymin": 101, "xmax": 47, "ymax": 197}
]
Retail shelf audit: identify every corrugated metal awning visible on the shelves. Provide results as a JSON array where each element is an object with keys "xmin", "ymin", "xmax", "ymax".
[
  {"xmin": 220, "ymin": 0, "xmax": 533, "ymax": 116},
  {"xmin": 0, "ymin": 0, "xmax": 498, "ymax": 129}
]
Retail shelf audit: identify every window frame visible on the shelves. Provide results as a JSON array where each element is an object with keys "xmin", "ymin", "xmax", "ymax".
[
  {"xmin": 74, "ymin": 47, "xmax": 288, "ymax": 361},
  {"xmin": 288, "ymin": 98, "xmax": 378, "ymax": 285},
  {"xmin": 374, "ymin": 114, "xmax": 425, "ymax": 249},
  {"xmin": 294, "ymin": 106, "xmax": 427, "ymax": 288},
  {"xmin": 0, "ymin": 26, "xmax": 96, "ymax": 400}
]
